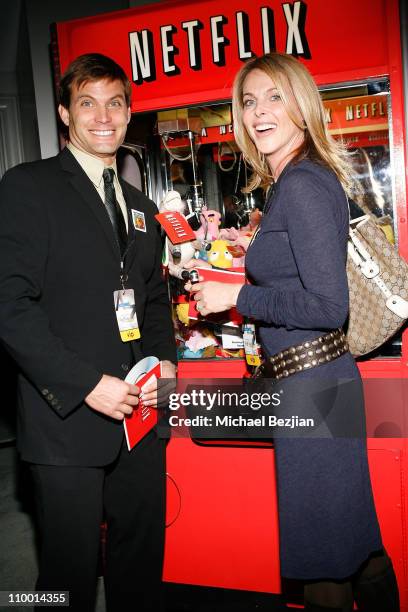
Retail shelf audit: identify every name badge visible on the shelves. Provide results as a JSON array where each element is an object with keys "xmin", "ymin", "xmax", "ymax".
[
  {"xmin": 243, "ymin": 323, "xmax": 262, "ymax": 366},
  {"xmin": 114, "ymin": 289, "xmax": 141, "ymax": 342}
]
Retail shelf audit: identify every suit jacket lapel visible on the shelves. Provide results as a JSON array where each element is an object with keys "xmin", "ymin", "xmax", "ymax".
[
  {"xmin": 120, "ymin": 178, "xmax": 138, "ymax": 270},
  {"xmin": 58, "ymin": 147, "xmax": 121, "ymax": 260}
]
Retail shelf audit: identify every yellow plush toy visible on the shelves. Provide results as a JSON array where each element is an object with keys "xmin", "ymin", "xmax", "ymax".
[
  {"xmin": 176, "ymin": 303, "xmax": 190, "ymax": 326},
  {"xmin": 208, "ymin": 239, "xmax": 234, "ymax": 269}
]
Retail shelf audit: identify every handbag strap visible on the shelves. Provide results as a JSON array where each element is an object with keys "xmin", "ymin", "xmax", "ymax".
[
  {"xmin": 348, "ymin": 223, "xmax": 380, "ymax": 278},
  {"xmin": 345, "ymin": 195, "xmax": 379, "ymax": 277}
]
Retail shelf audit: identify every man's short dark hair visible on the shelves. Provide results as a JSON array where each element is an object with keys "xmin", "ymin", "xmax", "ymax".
[{"xmin": 59, "ymin": 53, "xmax": 131, "ymax": 108}]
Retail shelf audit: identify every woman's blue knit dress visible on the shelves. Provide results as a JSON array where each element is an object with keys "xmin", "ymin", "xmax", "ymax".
[{"xmin": 236, "ymin": 159, "xmax": 382, "ymax": 580}]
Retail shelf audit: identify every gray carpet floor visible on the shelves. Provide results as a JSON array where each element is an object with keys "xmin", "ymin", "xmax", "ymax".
[
  {"xmin": 0, "ymin": 443, "xmax": 106, "ymax": 612},
  {"xmin": 0, "ymin": 446, "xmax": 38, "ymax": 595}
]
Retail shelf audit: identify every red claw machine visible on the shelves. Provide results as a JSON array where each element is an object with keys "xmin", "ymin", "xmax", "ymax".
[{"xmin": 53, "ymin": 0, "xmax": 408, "ymax": 607}]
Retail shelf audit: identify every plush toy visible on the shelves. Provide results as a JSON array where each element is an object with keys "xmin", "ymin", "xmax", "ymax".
[
  {"xmin": 182, "ymin": 327, "xmax": 218, "ymax": 358},
  {"xmin": 219, "ymin": 227, "xmax": 251, "ymax": 251},
  {"xmin": 207, "ymin": 239, "xmax": 234, "ymax": 269},
  {"xmin": 175, "ymin": 302, "xmax": 190, "ymax": 326},
  {"xmin": 217, "ymin": 228, "xmax": 248, "ymax": 267},
  {"xmin": 218, "ymin": 209, "xmax": 261, "ymax": 267},
  {"xmin": 195, "ymin": 207, "xmax": 222, "ymax": 242},
  {"xmin": 159, "ymin": 190, "xmax": 197, "ymax": 279}
]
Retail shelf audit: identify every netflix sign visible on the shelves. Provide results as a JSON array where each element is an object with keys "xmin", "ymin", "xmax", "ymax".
[{"xmin": 54, "ymin": 0, "xmax": 395, "ymax": 112}]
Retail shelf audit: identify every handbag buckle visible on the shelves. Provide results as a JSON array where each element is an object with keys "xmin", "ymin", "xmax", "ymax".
[
  {"xmin": 360, "ymin": 259, "xmax": 380, "ymax": 279},
  {"xmin": 386, "ymin": 294, "xmax": 408, "ymax": 318}
]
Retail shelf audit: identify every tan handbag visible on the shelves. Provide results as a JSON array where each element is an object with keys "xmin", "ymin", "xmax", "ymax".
[{"xmin": 346, "ymin": 215, "xmax": 408, "ymax": 357}]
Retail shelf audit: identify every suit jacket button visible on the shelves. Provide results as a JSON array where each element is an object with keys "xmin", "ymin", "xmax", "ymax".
[
  {"xmin": 51, "ymin": 399, "xmax": 58, "ymax": 406},
  {"xmin": 47, "ymin": 393, "xmax": 54, "ymax": 401},
  {"xmin": 42, "ymin": 389, "xmax": 49, "ymax": 396},
  {"xmin": 121, "ymin": 363, "xmax": 129, "ymax": 372}
]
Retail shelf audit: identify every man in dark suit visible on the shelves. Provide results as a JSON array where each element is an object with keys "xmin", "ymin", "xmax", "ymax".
[{"xmin": 0, "ymin": 54, "xmax": 176, "ymax": 611}]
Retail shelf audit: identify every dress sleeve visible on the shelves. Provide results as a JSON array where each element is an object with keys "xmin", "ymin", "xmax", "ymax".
[{"xmin": 236, "ymin": 168, "xmax": 349, "ymax": 330}]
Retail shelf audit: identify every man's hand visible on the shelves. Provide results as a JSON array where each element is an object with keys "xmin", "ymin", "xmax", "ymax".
[
  {"xmin": 141, "ymin": 360, "xmax": 177, "ymax": 409},
  {"xmin": 85, "ymin": 374, "xmax": 140, "ymax": 421}
]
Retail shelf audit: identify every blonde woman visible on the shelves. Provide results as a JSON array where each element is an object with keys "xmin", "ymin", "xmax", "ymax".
[{"xmin": 188, "ymin": 53, "xmax": 399, "ymax": 611}]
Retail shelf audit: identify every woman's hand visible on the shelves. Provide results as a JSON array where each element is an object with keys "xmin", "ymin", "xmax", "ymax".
[{"xmin": 187, "ymin": 280, "xmax": 243, "ymax": 316}]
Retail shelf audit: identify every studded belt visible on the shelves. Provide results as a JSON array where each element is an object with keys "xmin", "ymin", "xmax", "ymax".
[{"xmin": 260, "ymin": 328, "xmax": 349, "ymax": 380}]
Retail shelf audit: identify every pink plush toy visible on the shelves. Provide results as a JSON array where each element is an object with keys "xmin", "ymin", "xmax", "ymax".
[{"xmin": 194, "ymin": 207, "xmax": 222, "ymax": 242}]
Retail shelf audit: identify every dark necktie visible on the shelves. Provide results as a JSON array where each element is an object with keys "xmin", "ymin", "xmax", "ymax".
[{"xmin": 103, "ymin": 168, "xmax": 128, "ymax": 256}]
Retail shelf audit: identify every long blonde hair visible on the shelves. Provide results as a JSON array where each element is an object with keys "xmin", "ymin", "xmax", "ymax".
[{"xmin": 232, "ymin": 53, "xmax": 356, "ymax": 196}]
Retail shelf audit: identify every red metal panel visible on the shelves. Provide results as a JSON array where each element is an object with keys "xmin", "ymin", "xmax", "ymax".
[
  {"xmin": 176, "ymin": 358, "xmax": 247, "ymax": 379},
  {"xmin": 163, "ymin": 360, "xmax": 280, "ymax": 591},
  {"xmin": 164, "ymin": 437, "xmax": 281, "ymax": 592}
]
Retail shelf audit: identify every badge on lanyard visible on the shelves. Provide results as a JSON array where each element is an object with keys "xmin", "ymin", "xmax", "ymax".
[
  {"xmin": 243, "ymin": 322, "xmax": 262, "ymax": 366},
  {"xmin": 114, "ymin": 289, "xmax": 140, "ymax": 342},
  {"xmin": 131, "ymin": 209, "xmax": 146, "ymax": 232}
]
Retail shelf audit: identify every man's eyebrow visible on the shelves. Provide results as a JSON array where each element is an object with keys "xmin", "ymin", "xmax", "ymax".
[{"xmin": 76, "ymin": 94, "xmax": 125, "ymax": 100}]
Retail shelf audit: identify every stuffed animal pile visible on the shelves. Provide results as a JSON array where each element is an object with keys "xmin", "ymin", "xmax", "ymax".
[{"xmin": 159, "ymin": 191, "xmax": 261, "ymax": 360}]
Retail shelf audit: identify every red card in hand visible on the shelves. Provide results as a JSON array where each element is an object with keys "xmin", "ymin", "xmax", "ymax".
[{"xmin": 123, "ymin": 357, "xmax": 162, "ymax": 450}]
